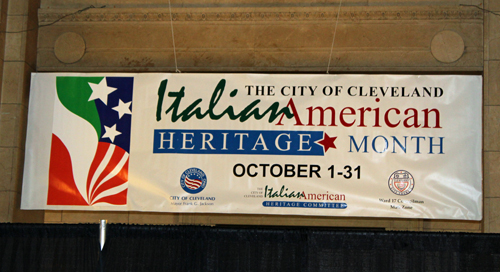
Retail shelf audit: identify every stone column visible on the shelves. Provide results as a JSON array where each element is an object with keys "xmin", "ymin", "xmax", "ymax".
[
  {"xmin": 484, "ymin": 0, "xmax": 500, "ymax": 233},
  {"xmin": 0, "ymin": 0, "xmax": 43, "ymax": 223}
]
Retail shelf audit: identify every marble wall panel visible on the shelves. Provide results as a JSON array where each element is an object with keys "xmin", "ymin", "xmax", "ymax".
[
  {"xmin": 486, "ymin": 0, "xmax": 500, "ymax": 12},
  {"xmin": 129, "ymin": 212, "xmax": 180, "ymax": 225},
  {"xmin": 0, "ymin": 0, "xmax": 43, "ymax": 223},
  {"xmin": 7, "ymin": 0, "xmax": 27, "ymax": 16},
  {"xmin": 1, "ymin": 62, "xmax": 30, "ymax": 104},
  {"xmin": 254, "ymin": 49, "xmax": 482, "ymax": 69},
  {"xmin": 61, "ymin": 211, "xmax": 130, "ymax": 223},
  {"xmin": 24, "ymin": 0, "xmax": 39, "ymax": 68},
  {"xmin": 485, "ymin": 106, "xmax": 500, "ymax": 151},
  {"xmin": 40, "ymin": 0, "xmax": 474, "ymax": 9},
  {"xmin": 12, "ymin": 192, "xmax": 44, "ymax": 222},
  {"xmin": 44, "ymin": 210, "xmax": 62, "ymax": 223},
  {"xmin": 36, "ymin": 19, "xmax": 483, "ymax": 71},
  {"xmin": 423, "ymin": 219, "xmax": 482, "ymax": 232},
  {"xmin": 488, "ymin": 14, "xmax": 500, "ymax": 61},
  {"xmin": 39, "ymin": 48, "xmax": 260, "ymax": 71},
  {"xmin": 0, "ymin": 104, "xmax": 23, "ymax": 148},
  {"xmin": 485, "ymin": 59, "xmax": 491, "ymax": 104},
  {"xmin": 0, "ymin": 191, "xmax": 13, "ymax": 222},
  {"xmin": 485, "ymin": 198, "xmax": 500, "ymax": 233},
  {"xmin": 390, "ymin": 218, "xmax": 423, "ymax": 231},
  {"xmin": 0, "ymin": 147, "xmax": 14, "ymax": 191},
  {"xmin": 485, "ymin": 151, "xmax": 500, "ymax": 198},
  {"xmin": 368, "ymin": 0, "xmax": 458, "ymax": 5},
  {"xmin": 39, "ymin": 23, "xmax": 256, "ymax": 50},
  {"xmin": 4, "ymin": 16, "xmax": 28, "ymax": 62},
  {"xmin": 12, "ymin": 147, "xmax": 25, "ymax": 193},
  {"xmin": 253, "ymin": 23, "xmax": 443, "ymax": 49},
  {"xmin": 0, "ymin": 192, "xmax": 42, "ymax": 223}
]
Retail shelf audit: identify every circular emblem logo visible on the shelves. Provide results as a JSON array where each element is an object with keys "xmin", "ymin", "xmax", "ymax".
[
  {"xmin": 180, "ymin": 168, "xmax": 207, "ymax": 194},
  {"xmin": 388, "ymin": 170, "xmax": 414, "ymax": 196}
]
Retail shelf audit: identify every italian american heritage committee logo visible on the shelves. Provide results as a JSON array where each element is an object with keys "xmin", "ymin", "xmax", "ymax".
[{"xmin": 47, "ymin": 77, "xmax": 133, "ymax": 206}]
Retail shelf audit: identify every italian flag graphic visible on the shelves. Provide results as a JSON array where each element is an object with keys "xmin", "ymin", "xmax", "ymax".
[{"xmin": 47, "ymin": 77, "xmax": 133, "ymax": 206}]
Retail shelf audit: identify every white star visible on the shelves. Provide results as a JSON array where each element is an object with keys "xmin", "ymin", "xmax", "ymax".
[
  {"xmin": 88, "ymin": 78, "xmax": 117, "ymax": 105},
  {"xmin": 112, "ymin": 99, "xmax": 132, "ymax": 119},
  {"xmin": 102, "ymin": 124, "xmax": 122, "ymax": 143}
]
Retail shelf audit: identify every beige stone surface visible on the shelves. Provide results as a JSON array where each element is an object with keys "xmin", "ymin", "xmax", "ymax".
[
  {"xmin": 0, "ymin": 0, "xmax": 36, "ymax": 223},
  {"xmin": 369, "ymin": 0, "xmax": 458, "ymax": 5},
  {"xmin": 24, "ymin": 0, "xmax": 39, "ymax": 69},
  {"xmin": 0, "ymin": 0, "xmax": 7, "ymax": 19},
  {"xmin": 487, "ymin": 0, "xmax": 500, "ymax": 12},
  {"xmin": 0, "ymin": 104, "xmax": 23, "ymax": 147},
  {"xmin": 488, "ymin": 14, "xmax": 500, "ymax": 60},
  {"xmin": 129, "ymin": 212, "xmax": 180, "ymax": 225},
  {"xmin": 44, "ymin": 210, "xmax": 62, "ymax": 223},
  {"xmin": 388, "ymin": 218, "xmax": 423, "ymax": 231},
  {"xmin": 0, "ymin": 147, "xmax": 14, "ymax": 191},
  {"xmin": 40, "ymin": 0, "xmax": 477, "ymax": 9},
  {"xmin": 1, "ymin": 104, "xmax": 29, "ymax": 149},
  {"xmin": 0, "ymin": 191, "xmax": 13, "ymax": 222},
  {"xmin": 12, "ymin": 192, "xmax": 43, "ymax": 222},
  {"xmin": 61, "ymin": 211, "xmax": 130, "ymax": 223},
  {"xmin": 7, "ymin": 0, "xmax": 28, "ymax": 16},
  {"xmin": 1, "ymin": 62, "xmax": 32, "ymax": 105},
  {"xmin": 485, "ymin": 60, "xmax": 492, "ymax": 105},
  {"xmin": 37, "ymin": 38, "xmax": 483, "ymax": 72},
  {"xmin": 36, "ymin": 6, "xmax": 483, "ymax": 72},
  {"xmin": 423, "ymin": 219, "xmax": 482, "ymax": 232},
  {"xmin": 431, "ymin": 30, "xmax": 464, "ymax": 63},
  {"xmin": 484, "ymin": 197, "xmax": 491, "ymax": 233},
  {"xmin": 54, "ymin": 32, "xmax": 86, "ymax": 63},
  {"xmin": 4, "ymin": 16, "xmax": 27, "ymax": 62},
  {"xmin": 485, "ymin": 106, "xmax": 500, "ymax": 151},
  {"xmin": 12, "ymin": 147, "xmax": 25, "ymax": 193},
  {"xmin": 485, "ymin": 151, "xmax": 500, "ymax": 198},
  {"xmin": 486, "ymin": 198, "xmax": 500, "ymax": 233}
]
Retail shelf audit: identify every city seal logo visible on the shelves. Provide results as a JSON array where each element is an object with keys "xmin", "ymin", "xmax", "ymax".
[
  {"xmin": 180, "ymin": 168, "xmax": 207, "ymax": 194},
  {"xmin": 388, "ymin": 170, "xmax": 414, "ymax": 196}
]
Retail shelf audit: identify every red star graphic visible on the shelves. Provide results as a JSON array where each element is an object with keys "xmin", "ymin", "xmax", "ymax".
[{"xmin": 316, "ymin": 133, "xmax": 337, "ymax": 153}]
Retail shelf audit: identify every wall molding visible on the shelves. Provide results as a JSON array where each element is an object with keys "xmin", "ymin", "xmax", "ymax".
[{"xmin": 39, "ymin": 7, "xmax": 482, "ymax": 24}]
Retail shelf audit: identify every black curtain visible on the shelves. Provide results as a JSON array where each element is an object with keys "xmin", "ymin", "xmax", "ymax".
[
  {"xmin": 1, "ymin": 223, "xmax": 500, "ymax": 272},
  {"xmin": 0, "ymin": 223, "xmax": 99, "ymax": 272}
]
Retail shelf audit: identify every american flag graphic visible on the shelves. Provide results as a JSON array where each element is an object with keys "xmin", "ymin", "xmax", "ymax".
[
  {"xmin": 184, "ymin": 177, "xmax": 203, "ymax": 190},
  {"xmin": 47, "ymin": 77, "xmax": 133, "ymax": 206}
]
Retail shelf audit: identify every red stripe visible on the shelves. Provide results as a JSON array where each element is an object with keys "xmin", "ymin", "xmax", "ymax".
[
  {"xmin": 90, "ymin": 144, "xmax": 127, "ymax": 201},
  {"xmin": 186, "ymin": 178, "xmax": 202, "ymax": 185},
  {"xmin": 87, "ymin": 142, "xmax": 110, "ymax": 200},
  {"xmin": 93, "ymin": 189, "xmax": 128, "ymax": 205},
  {"xmin": 91, "ymin": 159, "xmax": 129, "ymax": 203},
  {"xmin": 185, "ymin": 178, "xmax": 202, "ymax": 189},
  {"xmin": 47, "ymin": 134, "xmax": 88, "ymax": 205}
]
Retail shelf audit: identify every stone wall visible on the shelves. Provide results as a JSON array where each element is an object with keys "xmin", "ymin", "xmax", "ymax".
[
  {"xmin": 37, "ymin": 5, "xmax": 482, "ymax": 72},
  {"xmin": 0, "ymin": 0, "xmax": 43, "ymax": 223},
  {"xmin": 484, "ymin": 0, "xmax": 500, "ymax": 233},
  {"xmin": 0, "ymin": 0, "xmax": 495, "ymax": 232}
]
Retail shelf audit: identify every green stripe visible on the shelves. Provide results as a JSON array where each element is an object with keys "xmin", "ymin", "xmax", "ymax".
[{"xmin": 56, "ymin": 77, "xmax": 103, "ymax": 139}]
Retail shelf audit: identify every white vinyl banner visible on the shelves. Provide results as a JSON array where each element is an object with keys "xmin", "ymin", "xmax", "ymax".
[{"xmin": 21, "ymin": 73, "xmax": 482, "ymax": 220}]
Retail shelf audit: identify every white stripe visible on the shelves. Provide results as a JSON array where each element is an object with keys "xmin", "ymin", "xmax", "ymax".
[
  {"xmin": 88, "ymin": 144, "xmax": 115, "ymax": 201},
  {"xmin": 91, "ymin": 151, "xmax": 129, "ymax": 204},
  {"xmin": 52, "ymin": 95, "xmax": 98, "ymax": 203},
  {"xmin": 91, "ymin": 183, "xmax": 128, "ymax": 205}
]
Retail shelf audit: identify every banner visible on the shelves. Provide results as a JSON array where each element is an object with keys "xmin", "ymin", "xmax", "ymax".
[{"xmin": 21, "ymin": 73, "xmax": 482, "ymax": 220}]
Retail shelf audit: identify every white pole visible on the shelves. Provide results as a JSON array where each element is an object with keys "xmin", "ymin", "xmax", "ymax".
[{"xmin": 99, "ymin": 219, "xmax": 107, "ymax": 250}]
